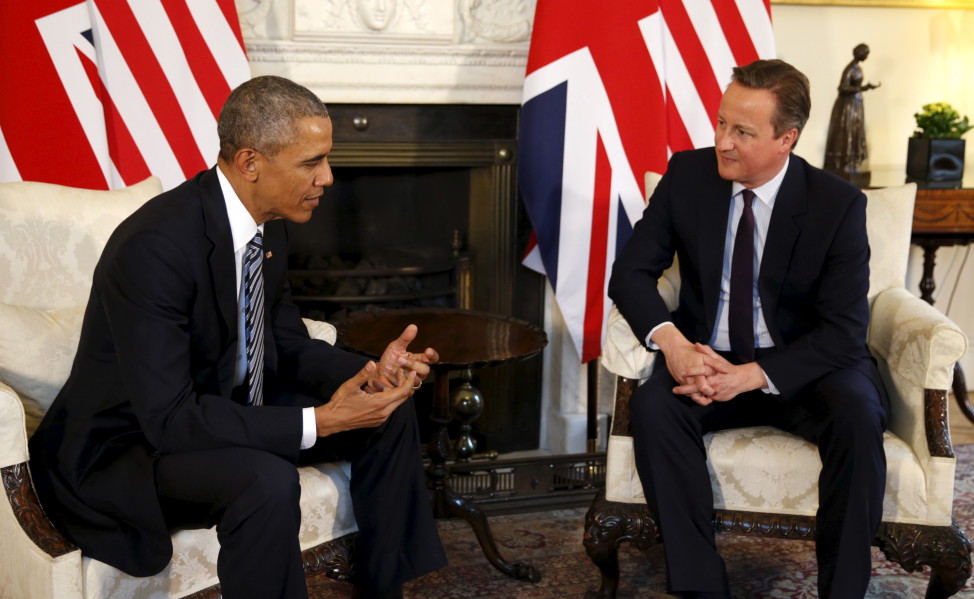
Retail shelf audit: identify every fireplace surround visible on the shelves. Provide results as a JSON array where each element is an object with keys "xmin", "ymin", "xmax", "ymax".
[{"xmin": 289, "ymin": 103, "xmax": 546, "ymax": 452}]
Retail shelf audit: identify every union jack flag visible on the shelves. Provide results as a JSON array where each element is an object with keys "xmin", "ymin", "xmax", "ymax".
[
  {"xmin": 519, "ymin": 0, "xmax": 775, "ymax": 363},
  {"xmin": 0, "ymin": 0, "xmax": 250, "ymax": 191}
]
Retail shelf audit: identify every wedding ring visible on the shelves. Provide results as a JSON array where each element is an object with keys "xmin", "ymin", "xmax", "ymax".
[{"xmin": 411, "ymin": 381, "xmax": 422, "ymax": 390}]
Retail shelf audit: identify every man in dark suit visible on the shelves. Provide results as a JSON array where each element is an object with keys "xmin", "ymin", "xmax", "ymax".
[
  {"xmin": 608, "ymin": 60, "xmax": 887, "ymax": 599},
  {"xmin": 29, "ymin": 76, "xmax": 446, "ymax": 599}
]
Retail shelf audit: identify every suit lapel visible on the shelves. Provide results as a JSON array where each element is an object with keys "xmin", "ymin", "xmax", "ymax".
[
  {"xmin": 199, "ymin": 168, "xmax": 239, "ymax": 394},
  {"xmin": 759, "ymin": 156, "xmax": 807, "ymax": 343}
]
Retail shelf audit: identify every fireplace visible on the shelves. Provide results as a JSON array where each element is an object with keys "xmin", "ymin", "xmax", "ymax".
[{"xmin": 287, "ymin": 104, "xmax": 546, "ymax": 452}]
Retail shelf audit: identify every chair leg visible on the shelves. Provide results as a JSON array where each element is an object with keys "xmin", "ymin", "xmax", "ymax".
[
  {"xmin": 876, "ymin": 521, "xmax": 972, "ymax": 598},
  {"xmin": 583, "ymin": 491, "xmax": 660, "ymax": 599}
]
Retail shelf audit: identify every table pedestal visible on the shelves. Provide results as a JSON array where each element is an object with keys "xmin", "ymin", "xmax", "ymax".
[
  {"xmin": 426, "ymin": 370, "xmax": 541, "ymax": 582},
  {"xmin": 336, "ymin": 308, "xmax": 547, "ymax": 582}
]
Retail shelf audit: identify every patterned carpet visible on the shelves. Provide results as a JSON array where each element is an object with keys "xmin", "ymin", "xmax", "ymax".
[{"xmin": 308, "ymin": 444, "xmax": 974, "ymax": 598}]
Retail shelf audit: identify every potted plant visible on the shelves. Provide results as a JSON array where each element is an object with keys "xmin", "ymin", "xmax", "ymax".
[{"xmin": 906, "ymin": 102, "xmax": 973, "ymax": 188}]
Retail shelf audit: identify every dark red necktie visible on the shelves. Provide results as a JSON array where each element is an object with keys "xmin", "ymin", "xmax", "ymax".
[{"xmin": 729, "ymin": 189, "xmax": 755, "ymax": 363}]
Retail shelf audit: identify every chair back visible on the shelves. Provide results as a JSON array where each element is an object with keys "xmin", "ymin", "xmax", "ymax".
[
  {"xmin": 862, "ymin": 183, "xmax": 917, "ymax": 303},
  {"xmin": 0, "ymin": 177, "xmax": 161, "ymax": 430},
  {"xmin": 0, "ymin": 177, "xmax": 161, "ymax": 310}
]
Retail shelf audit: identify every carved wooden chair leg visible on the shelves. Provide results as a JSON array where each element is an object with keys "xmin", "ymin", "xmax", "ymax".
[
  {"xmin": 922, "ymin": 524, "xmax": 972, "ymax": 599},
  {"xmin": 877, "ymin": 521, "xmax": 973, "ymax": 599},
  {"xmin": 583, "ymin": 492, "xmax": 661, "ymax": 599}
]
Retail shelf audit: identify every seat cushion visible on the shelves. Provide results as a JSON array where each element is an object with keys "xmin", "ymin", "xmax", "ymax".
[
  {"xmin": 606, "ymin": 426, "xmax": 936, "ymax": 525},
  {"xmin": 81, "ymin": 461, "xmax": 356, "ymax": 599}
]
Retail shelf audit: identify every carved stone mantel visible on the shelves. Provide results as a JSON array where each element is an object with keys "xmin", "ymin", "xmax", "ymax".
[{"xmin": 239, "ymin": 0, "xmax": 534, "ymax": 105}]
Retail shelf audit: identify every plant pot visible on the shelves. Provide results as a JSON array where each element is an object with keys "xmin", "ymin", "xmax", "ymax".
[{"xmin": 906, "ymin": 137, "xmax": 965, "ymax": 189}]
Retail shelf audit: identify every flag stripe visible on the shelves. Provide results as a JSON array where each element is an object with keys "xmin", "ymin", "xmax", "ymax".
[
  {"xmin": 91, "ymin": 5, "xmax": 187, "ymax": 187},
  {"xmin": 582, "ymin": 135, "xmax": 612, "ymax": 363},
  {"xmin": 685, "ymin": 2, "xmax": 738, "ymax": 91},
  {"xmin": 128, "ymin": 0, "xmax": 218, "ymax": 162},
  {"xmin": 1, "ymin": 0, "xmax": 249, "ymax": 190},
  {"xmin": 660, "ymin": 0, "xmax": 723, "ymax": 126},
  {"xmin": 214, "ymin": 0, "xmax": 247, "ymax": 52},
  {"xmin": 161, "ymin": 0, "xmax": 232, "ymax": 118},
  {"xmin": 76, "ymin": 45, "xmax": 152, "ymax": 185},
  {"xmin": 736, "ymin": 0, "xmax": 776, "ymax": 60},
  {"xmin": 94, "ymin": 0, "xmax": 206, "ymax": 178},
  {"xmin": 35, "ymin": 3, "xmax": 114, "ymax": 188},
  {"xmin": 712, "ymin": 0, "xmax": 761, "ymax": 67},
  {"xmin": 188, "ymin": 0, "xmax": 252, "ymax": 90}
]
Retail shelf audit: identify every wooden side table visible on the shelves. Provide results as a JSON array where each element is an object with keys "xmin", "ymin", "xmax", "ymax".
[
  {"xmin": 911, "ymin": 187, "xmax": 974, "ymax": 423},
  {"xmin": 337, "ymin": 307, "xmax": 548, "ymax": 582}
]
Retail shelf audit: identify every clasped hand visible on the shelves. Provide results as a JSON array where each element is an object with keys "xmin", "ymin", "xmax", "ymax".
[
  {"xmin": 667, "ymin": 342, "xmax": 762, "ymax": 406},
  {"xmin": 315, "ymin": 325, "xmax": 438, "ymax": 437}
]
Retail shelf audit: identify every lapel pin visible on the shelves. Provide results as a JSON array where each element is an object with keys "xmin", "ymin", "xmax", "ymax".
[{"xmin": 265, "ymin": 251, "xmax": 273, "ymax": 259}]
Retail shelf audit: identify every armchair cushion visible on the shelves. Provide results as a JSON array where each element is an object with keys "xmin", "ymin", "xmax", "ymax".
[
  {"xmin": 607, "ymin": 428, "xmax": 930, "ymax": 523},
  {"xmin": 83, "ymin": 461, "xmax": 356, "ymax": 599},
  {"xmin": 0, "ymin": 305, "xmax": 85, "ymax": 434}
]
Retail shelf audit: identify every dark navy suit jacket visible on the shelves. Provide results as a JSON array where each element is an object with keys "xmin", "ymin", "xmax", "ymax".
[{"xmin": 609, "ymin": 148, "xmax": 883, "ymax": 402}]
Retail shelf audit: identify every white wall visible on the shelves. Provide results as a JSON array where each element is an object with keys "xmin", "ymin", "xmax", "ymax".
[{"xmin": 773, "ymin": 3, "xmax": 974, "ymax": 379}]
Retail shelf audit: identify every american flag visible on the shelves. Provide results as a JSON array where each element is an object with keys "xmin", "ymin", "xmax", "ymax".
[
  {"xmin": 0, "ymin": 0, "xmax": 250, "ymax": 191},
  {"xmin": 519, "ymin": 0, "xmax": 775, "ymax": 363}
]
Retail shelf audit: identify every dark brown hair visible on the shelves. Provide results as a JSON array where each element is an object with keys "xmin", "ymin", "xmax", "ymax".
[{"xmin": 731, "ymin": 59, "xmax": 810, "ymax": 149}]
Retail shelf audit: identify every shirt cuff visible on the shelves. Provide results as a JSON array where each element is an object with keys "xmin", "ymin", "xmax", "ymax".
[
  {"xmin": 760, "ymin": 368, "xmax": 780, "ymax": 395},
  {"xmin": 644, "ymin": 321, "xmax": 676, "ymax": 349},
  {"xmin": 300, "ymin": 407, "xmax": 317, "ymax": 449}
]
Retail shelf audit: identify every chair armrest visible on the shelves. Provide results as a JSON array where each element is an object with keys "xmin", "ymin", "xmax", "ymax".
[
  {"xmin": 602, "ymin": 305, "xmax": 656, "ymax": 381},
  {"xmin": 868, "ymin": 287, "xmax": 968, "ymax": 459},
  {"xmin": 0, "ymin": 379, "xmax": 29, "ymax": 469},
  {"xmin": 303, "ymin": 318, "xmax": 337, "ymax": 345}
]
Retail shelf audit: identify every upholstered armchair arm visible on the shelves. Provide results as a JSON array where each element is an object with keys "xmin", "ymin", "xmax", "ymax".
[
  {"xmin": 868, "ymin": 286, "xmax": 968, "ymax": 524},
  {"xmin": 1, "ymin": 379, "xmax": 84, "ymax": 597},
  {"xmin": 0, "ymin": 378, "xmax": 29, "ymax": 469},
  {"xmin": 868, "ymin": 287, "xmax": 968, "ymax": 458}
]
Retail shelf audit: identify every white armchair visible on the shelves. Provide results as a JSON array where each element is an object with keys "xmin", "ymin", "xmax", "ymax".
[
  {"xmin": 0, "ymin": 178, "xmax": 358, "ymax": 599},
  {"xmin": 583, "ymin": 183, "xmax": 973, "ymax": 598}
]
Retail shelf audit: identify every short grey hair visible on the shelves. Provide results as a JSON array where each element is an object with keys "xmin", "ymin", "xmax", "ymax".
[{"xmin": 217, "ymin": 76, "xmax": 329, "ymax": 162}]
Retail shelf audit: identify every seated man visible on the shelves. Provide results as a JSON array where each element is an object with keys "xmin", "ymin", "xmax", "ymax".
[
  {"xmin": 608, "ymin": 59, "xmax": 888, "ymax": 599},
  {"xmin": 28, "ymin": 75, "xmax": 446, "ymax": 599}
]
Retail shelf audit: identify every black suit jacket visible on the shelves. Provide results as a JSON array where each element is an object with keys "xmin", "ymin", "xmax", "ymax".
[
  {"xmin": 608, "ymin": 148, "xmax": 882, "ymax": 401},
  {"xmin": 29, "ymin": 168, "xmax": 367, "ymax": 576}
]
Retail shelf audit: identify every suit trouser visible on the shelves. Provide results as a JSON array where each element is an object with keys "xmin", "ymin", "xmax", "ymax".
[
  {"xmin": 629, "ymin": 354, "xmax": 887, "ymax": 599},
  {"xmin": 154, "ymin": 396, "xmax": 446, "ymax": 599}
]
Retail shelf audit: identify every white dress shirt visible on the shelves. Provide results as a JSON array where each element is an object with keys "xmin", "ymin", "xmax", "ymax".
[{"xmin": 217, "ymin": 168, "xmax": 318, "ymax": 448}]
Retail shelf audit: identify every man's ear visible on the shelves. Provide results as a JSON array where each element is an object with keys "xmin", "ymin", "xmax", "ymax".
[
  {"xmin": 233, "ymin": 149, "xmax": 259, "ymax": 182},
  {"xmin": 780, "ymin": 128, "xmax": 798, "ymax": 154}
]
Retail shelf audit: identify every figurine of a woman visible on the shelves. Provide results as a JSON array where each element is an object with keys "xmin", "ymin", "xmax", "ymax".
[{"xmin": 824, "ymin": 44, "xmax": 880, "ymax": 186}]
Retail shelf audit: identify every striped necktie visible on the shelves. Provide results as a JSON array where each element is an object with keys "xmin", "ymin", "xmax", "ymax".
[
  {"xmin": 729, "ymin": 189, "xmax": 756, "ymax": 363},
  {"xmin": 243, "ymin": 231, "xmax": 265, "ymax": 406}
]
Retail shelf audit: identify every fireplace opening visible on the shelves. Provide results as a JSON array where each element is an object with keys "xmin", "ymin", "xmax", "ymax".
[
  {"xmin": 288, "ymin": 165, "xmax": 474, "ymax": 323},
  {"xmin": 287, "ymin": 104, "xmax": 545, "ymax": 453}
]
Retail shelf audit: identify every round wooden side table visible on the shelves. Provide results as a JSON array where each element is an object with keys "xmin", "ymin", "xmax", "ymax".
[{"xmin": 337, "ymin": 307, "xmax": 548, "ymax": 583}]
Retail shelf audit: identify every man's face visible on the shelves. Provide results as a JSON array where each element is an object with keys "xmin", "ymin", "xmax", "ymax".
[
  {"xmin": 251, "ymin": 116, "xmax": 334, "ymax": 224},
  {"xmin": 357, "ymin": 0, "xmax": 395, "ymax": 30},
  {"xmin": 714, "ymin": 82, "xmax": 796, "ymax": 189}
]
